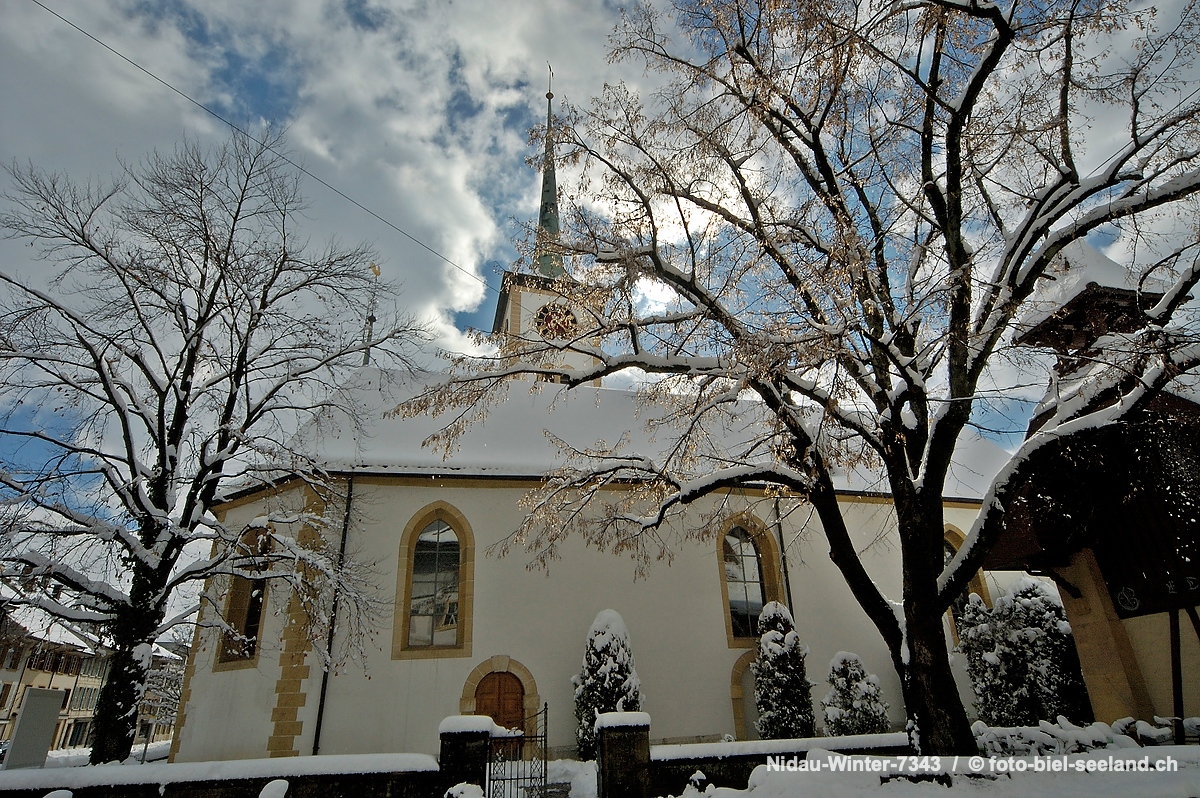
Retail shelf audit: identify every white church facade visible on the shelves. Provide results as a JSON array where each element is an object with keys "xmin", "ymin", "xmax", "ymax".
[{"xmin": 168, "ymin": 376, "xmax": 1010, "ymax": 761}]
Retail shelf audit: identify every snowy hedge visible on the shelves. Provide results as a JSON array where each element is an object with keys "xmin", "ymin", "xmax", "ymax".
[{"xmin": 956, "ymin": 578, "xmax": 1090, "ymax": 726}]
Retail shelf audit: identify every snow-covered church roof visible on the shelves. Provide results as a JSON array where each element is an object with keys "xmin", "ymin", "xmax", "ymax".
[{"xmin": 289, "ymin": 369, "xmax": 1010, "ymax": 503}]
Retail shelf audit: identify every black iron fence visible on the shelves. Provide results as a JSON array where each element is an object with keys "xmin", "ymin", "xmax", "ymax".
[{"xmin": 486, "ymin": 703, "xmax": 547, "ymax": 798}]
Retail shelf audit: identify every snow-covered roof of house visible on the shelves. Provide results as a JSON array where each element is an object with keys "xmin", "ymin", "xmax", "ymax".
[
  {"xmin": 1, "ymin": 606, "xmax": 99, "ymax": 653},
  {"xmin": 288, "ymin": 369, "xmax": 1009, "ymax": 503},
  {"xmin": 1014, "ymin": 239, "xmax": 1169, "ymax": 337}
]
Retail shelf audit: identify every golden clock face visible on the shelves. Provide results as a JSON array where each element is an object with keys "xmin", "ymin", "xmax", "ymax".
[{"xmin": 534, "ymin": 302, "xmax": 578, "ymax": 339}]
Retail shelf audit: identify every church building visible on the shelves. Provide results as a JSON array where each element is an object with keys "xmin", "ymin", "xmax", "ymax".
[{"xmin": 168, "ymin": 94, "xmax": 1019, "ymax": 763}]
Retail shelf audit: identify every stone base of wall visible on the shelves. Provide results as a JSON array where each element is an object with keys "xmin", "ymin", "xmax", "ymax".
[{"xmin": 0, "ymin": 770, "xmax": 440, "ymax": 798}]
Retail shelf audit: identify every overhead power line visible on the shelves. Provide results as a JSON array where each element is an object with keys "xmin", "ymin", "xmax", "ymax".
[{"xmin": 25, "ymin": 0, "xmax": 496, "ymax": 297}]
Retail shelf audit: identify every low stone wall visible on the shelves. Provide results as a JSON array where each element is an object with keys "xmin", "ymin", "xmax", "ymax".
[
  {"xmin": 0, "ymin": 715, "xmax": 913, "ymax": 798},
  {"xmin": 0, "ymin": 771, "xmax": 439, "ymax": 798},
  {"xmin": 0, "ymin": 753, "xmax": 440, "ymax": 798}
]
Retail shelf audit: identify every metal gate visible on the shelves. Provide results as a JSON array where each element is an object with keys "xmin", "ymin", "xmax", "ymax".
[{"xmin": 486, "ymin": 703, "xmax": 547, "ymax": 798}]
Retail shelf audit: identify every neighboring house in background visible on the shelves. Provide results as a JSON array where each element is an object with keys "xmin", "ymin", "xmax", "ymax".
[
  {"xmin": 135, "ymin": 644, "xmax": 186, "ymax": 749},
  {"xmin": 0, "ymin": 614, "xmax": 110, "ymax": 750},
  {"xmin": 985, "ymin": 242, "xmax": 1200, "ymax": 731}
]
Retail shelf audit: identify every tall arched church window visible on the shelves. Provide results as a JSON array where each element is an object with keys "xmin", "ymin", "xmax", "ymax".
[
  {"xmin": 942, "ymin": 527, "xmax": 991, "ymax": 641},
  {"xmin": 724, "ymin": 528, "xmax": 766, "ymax": 638},
  {"xmin": 943, "ymin": 541, "xmax": 970, "ymax": 626},
  {"xmin": 719, "ymin": 520, "xmax": 784, "ymax": 647},
  {"xmin": 409, "ymin": 520, "xmax": 460, "ymax": 647},
  {"xmin": 216, "ymin": 527, "xmax": 270, "ymax": 666},
  {"xmin": 393, "ymin": 502, "xmax": 474, "ymax": 659}
]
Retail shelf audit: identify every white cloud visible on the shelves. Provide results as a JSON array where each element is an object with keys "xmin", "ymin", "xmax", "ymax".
[{"xmin": 0, "ymin": 0, "xmax": 641, "ymax": 356}]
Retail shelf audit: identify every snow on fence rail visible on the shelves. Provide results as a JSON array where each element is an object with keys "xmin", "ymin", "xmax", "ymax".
[{"xmin": 650, "ymin": 731, "xmax": 909, "ymax": 761}]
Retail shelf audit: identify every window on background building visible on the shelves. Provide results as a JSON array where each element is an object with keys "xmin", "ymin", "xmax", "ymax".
[
  {"xmin": 724, "ymin": 527, "xmax": 767, "ymax": 638},
  {"xmin": 68, "ymin": 721, "xmax": 89, "ymax": 747},
  {"xmin": 407, "ymin": 520, "xmax": 461, "ymax": 648},
  {"xmin": 0, "ymin": 682, "xmax": 10, "ymax": 708}
]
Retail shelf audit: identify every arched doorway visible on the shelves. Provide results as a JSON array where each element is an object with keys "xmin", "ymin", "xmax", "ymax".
[
  {"xmin": 475, "ymin": 671, "xmax": 525, "ymax": 731},
  {"xmin": 730, "ymin": 649, "xmax": 761, "ymax": 740}
]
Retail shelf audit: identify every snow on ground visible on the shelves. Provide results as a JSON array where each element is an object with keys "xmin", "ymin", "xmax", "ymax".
[
  {"xmin": 42, "ymin": 740, "xmax": 171, "ymax": 768},
  {"xmin": 549, "ymin": 759, "xmax": 597, "ymax": 798},
  {"xmin": 4, "ymin": 748, "xmax": 1197, "ymax": 797},
  {"xmin": 0, "ymin": 752, "xmax": 436, "ymax": 791},
  {"xmin": 661, "ymin": 747, "xmax": 1200, "ymax": 798}
]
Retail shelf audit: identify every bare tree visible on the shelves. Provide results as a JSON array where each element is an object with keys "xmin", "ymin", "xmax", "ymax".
[
  {"xmin": 0, "ymin": 129, "xmax": 428, "ymax": 763},
  {"xmin": 405, "ymin": 0, "xmax": 1200, "ymax": 753}
]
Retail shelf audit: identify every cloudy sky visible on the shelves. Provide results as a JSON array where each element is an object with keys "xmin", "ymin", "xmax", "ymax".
[
  {"xmin": 4, "ymin": 0, "xmax": 1197, "ymax": 446},
  {"xmin": 0, "ymin": 0, "xmax": 643, "ymax": 359}
]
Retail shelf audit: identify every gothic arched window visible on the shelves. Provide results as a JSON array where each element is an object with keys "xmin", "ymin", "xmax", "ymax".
[
  {"xmin": 724, "ymin": 527, "xmax": 766, "ymax": 639},
  {"xmin": 216, "ymin": 526, "xmax": 270, "ymax": 667},
  {"xmin": 394, "ymin": 503, "xmax": 474, "ymax": 659},
  {"xmin": 942, "ymin": 528, "xmax": 991, "ymax": 641},
  {"xmin": 944, "ymin": 540, "xmax": 971, "ymax": 627},
  {"xmin": 408, "ymin": 520, "xmax": 460, "ymax": 647}
]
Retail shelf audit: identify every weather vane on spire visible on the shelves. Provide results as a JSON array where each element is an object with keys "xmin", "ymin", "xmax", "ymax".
[
  {"xmin": 362, "ymin": 262, "xmax": 380, "ymax": 366},
  {"xmin": 536, "ymin": 63, "xmax": 565, "ymax": 277}
]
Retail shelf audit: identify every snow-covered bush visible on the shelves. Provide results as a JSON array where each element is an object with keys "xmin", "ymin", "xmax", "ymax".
[
  {"xmin": 972, "ymin": 717, "xmax": 1139, "ymax": 756},
  {"xmin": 751, "ymin": 602, "xmax": 814, "ymax": 739},
  {"xmin": 572, "ymin": 609, "xmax": 643, "ymax": 760},
  {"xmin": 956, "ymin": 579, "xmax": 1090, "ymax": 726},
  {"xmin": 821, "ymin": 652, "xmax": 889, "ymax": 736},
  {"xmin": 444, "ymin": 785, "xmax": 485, "ymax": 798}
]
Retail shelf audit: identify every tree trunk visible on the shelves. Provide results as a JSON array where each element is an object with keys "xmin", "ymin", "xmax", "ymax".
[
  {"xmin": 89, "ymin": 564, "xmax": 166, "ymax": 765},
  {"xmin": 902, "ymin": 601, "xmax": 977, "ymax": 753},
  {"xmin": 896, "ymin": 496, "xmax": 977, "ymax": 755},
  {"xmin": 89, "ymin": 640, "xmax": 150, "ymax": 764},
  {"xmin": 806, "ymin": 462, "xmax": 976, "ymax": 752}
]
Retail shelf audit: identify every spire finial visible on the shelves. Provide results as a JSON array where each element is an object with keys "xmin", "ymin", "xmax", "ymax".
[{"xmin": 536, "ymin": 64, "xmax": 565, "ymax": 278}]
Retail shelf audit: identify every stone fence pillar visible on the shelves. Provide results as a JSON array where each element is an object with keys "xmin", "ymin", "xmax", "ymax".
[
  {"xmin": 596, "ymin": 711, "xmax": 651, "ymax": 798},
  {"xmin": 438, "ymin": 715, "xmax": 493, "ymax": 794}
]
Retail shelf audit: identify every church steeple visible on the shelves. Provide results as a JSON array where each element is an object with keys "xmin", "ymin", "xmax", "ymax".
[{"xmin": 535, "ymin": 83, "xmax": 565, "ymax": 278}]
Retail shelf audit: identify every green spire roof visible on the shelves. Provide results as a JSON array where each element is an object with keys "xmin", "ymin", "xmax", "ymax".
[{"xmin": 535, "ymin": 89, "xmax": 565, "ymax": 278}]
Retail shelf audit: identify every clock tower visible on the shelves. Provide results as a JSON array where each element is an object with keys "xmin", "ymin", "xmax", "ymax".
[{"xmin": 491, "ymin": 85, "xmax": 599, "ymax": 380}]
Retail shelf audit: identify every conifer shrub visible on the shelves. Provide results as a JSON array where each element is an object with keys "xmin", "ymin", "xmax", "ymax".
[
  {"xmin": 956, "ymin": 579, "xmax": 1091, "ymax": 727},
  {"xmin": 751, "ymin": 602, "xmax": 814, "ymax": 739},
  {"xmin": 822, "ymin": 652, "xmax": 890, "ymax": 736},
  {"xmin": 571, "ymin": 609, "xmax": 643, "ymax": 759}
]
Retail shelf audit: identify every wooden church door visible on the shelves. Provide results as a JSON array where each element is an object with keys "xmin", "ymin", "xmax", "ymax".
[{"xmin": 475, "ymin": 671, "xmax": 525, "ymax": 731}]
